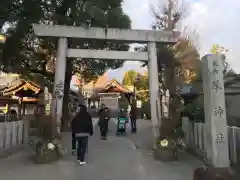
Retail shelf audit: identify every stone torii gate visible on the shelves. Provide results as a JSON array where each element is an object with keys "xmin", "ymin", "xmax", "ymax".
[{"xmin": 32, "ymin": 24, "xmax": 179, "ymax": 140}]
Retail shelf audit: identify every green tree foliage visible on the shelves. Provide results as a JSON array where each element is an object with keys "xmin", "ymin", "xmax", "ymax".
[
  {"xmin": 0, "ymin": 0, "xmax": 131, "ymax": 130},
  {"xmin": 122, "ymin": 70, "xmax": 149, "ymax": 102},
  {"xmin": 1, "ymin": 0, "xmax": 131, "ymax": 81},
  {"xmin": 122, "ymin": 70, "xmax": 148, "ymax": 89},
  {"xmin": 135, "ymin": 74, "xmax": 148, "ymax": 90},
  {"xmin": 210, "ymin": 44, "xmax": 236, "ymax": 76},
  {"xmin": 122, "ymin": 70, "xmax": 139, "ymax": 86},
  {"xmin": 195, "ymin": 44, "xmax": 236, "ymax": 81}
]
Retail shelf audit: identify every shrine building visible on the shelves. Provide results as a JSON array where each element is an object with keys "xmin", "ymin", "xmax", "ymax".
[{"xmin": 72, "ymin": 72, "xmax": 133, "ymax": 112}]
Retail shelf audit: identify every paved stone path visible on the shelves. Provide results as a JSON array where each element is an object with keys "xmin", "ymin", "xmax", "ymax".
[{"xmin": 0, "ymin": 119, "xmax": 203, "ymax": 180}]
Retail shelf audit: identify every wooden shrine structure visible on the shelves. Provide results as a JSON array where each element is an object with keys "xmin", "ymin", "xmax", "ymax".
[
  {"xmin": 0, "ymin": 76, "xmax": 42, "ymax": 115},
  {"xmin": 89, "ymin": 79, "xmax": 132, "ymax": 111}
]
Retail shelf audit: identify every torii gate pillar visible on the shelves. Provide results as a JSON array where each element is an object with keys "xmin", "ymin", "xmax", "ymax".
[
  {"xmin": 51, "ymin": 38, "xmax": 67, "ymax": 134},
  {"xmin": 148, "ymin": 42, "xmax": 161, "ymax": 140}
]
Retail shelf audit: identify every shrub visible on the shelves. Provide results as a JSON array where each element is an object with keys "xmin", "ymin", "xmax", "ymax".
[
  {"xmin": 33, "ymin": 140, "xmax": 60, "ymax": 164},
  {"xmin": 29, "ymin": 115, "xmax": 64, "ymax": 164},
  {"xmin": 182, "ymin": 101, "xmax": 205, "ymax": 123}
]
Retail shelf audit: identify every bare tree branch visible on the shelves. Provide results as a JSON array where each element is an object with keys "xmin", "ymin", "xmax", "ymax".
[{"xmin": 150, "ymin": 0, "xmax": 189, "ymax": 30}]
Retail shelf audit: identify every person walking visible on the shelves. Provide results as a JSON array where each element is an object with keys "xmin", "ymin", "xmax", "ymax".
[
  {"xmin": 116, "ymin": 108, "xmax": 128, "ymax": 136},
  {"xmin": 98, "ymin": 106, "xmax": 110, "ymax": 140},
  {"xmin": 130, "ymin": 106, "xmax": 137, "ymax": 133},
  {"xmin": 71, "ymin": 105, "xmax": 81, "ymax": 155},
  {"xmin": 71, "ymin": 105, "xmax": 93, "ymax": 166}
]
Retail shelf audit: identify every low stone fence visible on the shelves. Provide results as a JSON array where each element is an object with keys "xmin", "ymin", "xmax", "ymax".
[
  {"xmin": 182, "ymin": 118, "xmax": 240, "ymax": 166},
  {"xmin": 0, "ymin": 116, "xmax": 29, "ymax": 157}
]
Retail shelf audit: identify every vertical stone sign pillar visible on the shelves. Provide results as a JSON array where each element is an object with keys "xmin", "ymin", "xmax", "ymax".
[
  {"xmin": 202, "ymin": 54, "xmax": 230, "ymax": 167},
  {"xmin": 148, "ymin": 41, "xmax": 161, "ymax": 145},
  {"xmin": 51, "ymin": 38, "xmax": 67, "ymax": 134}
]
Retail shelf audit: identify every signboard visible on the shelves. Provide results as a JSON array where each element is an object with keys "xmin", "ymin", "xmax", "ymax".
[
  {"xmin": 100, "ymin": 96, "xmax": 118, "ymax": 110},
  {"xmin": 136, "ymin": 100, "xmax": 142, "ymax": 108}
]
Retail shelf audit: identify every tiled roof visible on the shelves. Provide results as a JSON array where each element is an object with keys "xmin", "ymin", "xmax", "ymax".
[
  {"xmin": 2, "ymin": 79, "xmax": 41, "ymax": 96},
  {"xmin": 95, "ymin": 72, "xmax": 109, "ymax": 88},
  {"xmin": 97, "ymin": 79, "xmax": 132, "ymax": 93},
  {"xmin": 83, "ymin": 72, "xmax": 109, "ymax": 90}
]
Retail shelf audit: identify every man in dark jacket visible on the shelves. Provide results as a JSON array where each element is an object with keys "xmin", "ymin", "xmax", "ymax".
[
  {"xmin": 71, "ymin": 105, "xmax": 93, "ymax": 165},
  {"xmin": 130, "ymin": 106, "xmax": 137, "ymax": 133},
  {"xmin": 98, "ymin": 106, "xmax": 110, "ymax": 140}
]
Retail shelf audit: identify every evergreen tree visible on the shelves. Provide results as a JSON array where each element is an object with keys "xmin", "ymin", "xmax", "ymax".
[
  {"xmin": 122, "ymin": 70, "xmax": 139, "ymax": 86},
  {"xmin": 0, "ymin": 0, "xmax": 131, "ymax": 130}
]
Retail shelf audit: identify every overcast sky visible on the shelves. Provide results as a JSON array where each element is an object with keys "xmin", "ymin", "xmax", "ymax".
[{"xmin": 107, "ymin": 0, "xmax": 240, "ymax": 82}]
